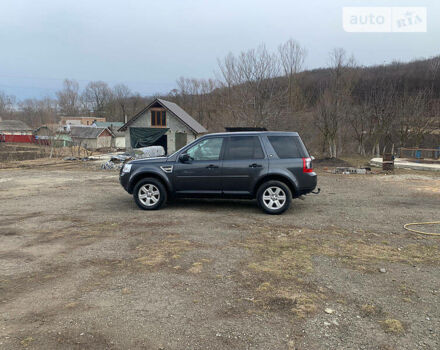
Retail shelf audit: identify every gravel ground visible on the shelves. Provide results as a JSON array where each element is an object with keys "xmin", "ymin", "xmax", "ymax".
[{"xmin": 0, "ymin": 162, "xmax": 439, "ymax": 350}]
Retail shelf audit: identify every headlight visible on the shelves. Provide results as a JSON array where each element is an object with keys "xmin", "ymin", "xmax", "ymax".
[{"xmin": 122, "ymin": 163, "xmax": 132, "ymax": 173}]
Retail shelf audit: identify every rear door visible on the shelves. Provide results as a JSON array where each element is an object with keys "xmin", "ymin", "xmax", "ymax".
[{"xmin": 221, "ymin": 135, "xmax": 268, "ymax": 196}]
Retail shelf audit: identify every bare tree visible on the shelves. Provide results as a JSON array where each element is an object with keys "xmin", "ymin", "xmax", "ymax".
[
  {"xmin": 347, "ymin": 103, "xmax": 368, "ymax": 156},
  {"xmin": 172, "ymin": 77, "xmax": 219, "ymax": 129},
  {"xmin": 314, "ymin": 89, "xmax": 338, "ymax": 157},
  {"xmin": 278, "ymin": 38, "xmax": 306, "ymax": 110},
  {"xmin": 314, "ymin": 48, "xmax": 357, "ymax": 158},
  {"xmin": 56, "ymin": 79, "xmax": 80, "ymax": 115},
  {"xmin": 113, "ymin": 84, "xmax": 132, "ymax": 120},
  {"xmin": 19, "ymin": 98, "xmax": 57, "ymax": 127},
  {"xmin": 363, "ymin": 77, "xmax": 399, "ymax": 156},
  {"xmin": 0, "ymin": 91, "xmax": 16, "ymax": 119},
  {"xmin": 397, "ymin": 88, "xmax": 433, "ymax": 147},
  {"xmin": 217, "ymin": 44, "xmax": 283, "ymax": 127},
  {"xmin": 176, "ymin": 76, "xmax": 190, "ymax": 108},
  {"xmin": 126, "ymin": 93, "xmax": 148, "ymax": 117},
  {"xmin": 81, "ymin": 81, "xmax": 113, "ymax": 115}
]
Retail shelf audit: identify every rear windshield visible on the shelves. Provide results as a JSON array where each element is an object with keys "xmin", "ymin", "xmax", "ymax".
[{"xmin": 267, "ymin": 136, "xmax": 308, "ymax": 159}]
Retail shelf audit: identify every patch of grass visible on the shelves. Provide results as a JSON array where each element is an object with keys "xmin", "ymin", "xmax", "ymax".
[
  {"xmin": 239, "ymin": 223, "xmax": 440, "ymax": 320},
  {"xmin": 247, "ymin": 241, "xmax": 314, "ymax": 278},
  {"xmin": 20, "ymin": 337, "xmax": 34, "ymax": 347},
  {"xmin": 378, "ymin": 345, "xmax": 397, "ymax": 350},
  {"xmin": 243, "ymin": 225, "xmax": 440, "ymax": 275},
  {"xmin": 290, "ymin": 294, "xmax": 318, "ymax": 318},
  {"xmin": 265, "ymin": 289, "xmax": 319, "ymax": 318},
  {"xmin": 361, "ymin": 304, "xmax": 382, "ymax": 317},
  {"xmin": 188, "ymin": 262, "xmax": 203, "ymax": 274},
  {"xmin": 382, "ymin": 319, "xmax": 404, "ymax": 334},
  {"xmin": 135, "ymin": 240, "xmax": 194, "ymax": 267},
  {"xmin": 399, "ymin": 284, "xmax": 417, "ymax": 297},
  {"xmin": 257, "ymin": 282, "xmax": 271, "ymax": 292},
  {"xmin": 339, "ymin": 155, "xmax": 371, "ymax": 168},
  {"xmin": 64, "ymin": 302, "xmax": 78, "ymax": 309}
]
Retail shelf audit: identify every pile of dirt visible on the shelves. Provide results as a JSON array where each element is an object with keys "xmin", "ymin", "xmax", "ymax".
[
  {"xmin": 0, "ymin": 144, "xmax": 49, "ymax": 162},
  {"xmin": 313, "ymin": 157, "xmax": 353, "ymax": 167}
]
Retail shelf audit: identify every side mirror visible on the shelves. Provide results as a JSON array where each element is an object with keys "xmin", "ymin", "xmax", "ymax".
[{"xmin": 179, "ymin": 153, "xmax": 192, "ymax": 163}]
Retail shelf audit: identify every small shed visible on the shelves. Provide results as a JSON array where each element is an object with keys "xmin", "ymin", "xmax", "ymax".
[
  {"xmin": 94, "ymin": 122, "xmax": 125, "ymax": 149},
  {"xmin": 70, "ymin": 126, "xmax": 114, "ymax": 150},
  {"xmin": 118, "ymin": 98, "xmax": 207, "ymax": 153},
  {"xmin": 0, "ymin": 119, "xmax": 33, "ymax": 143},
  {"xmin": 53, "ymin": 133, "xmax": 73, "ymax": 148}
]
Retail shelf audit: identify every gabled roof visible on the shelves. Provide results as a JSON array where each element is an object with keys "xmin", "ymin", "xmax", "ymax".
[
  {"xmin": 70, "ymin": 126, "xmax": 114, "ymax": 139},
  {"xmin": 118, "ymin": 98, "xmax": 207, "ymax": 134},
  {"xmin": 0, "ymin": 119, "xmax": 32, "ymax": 132},
  {"xmin": 94, "ymin": 122, "xmax": 125, "ymax": 137}
]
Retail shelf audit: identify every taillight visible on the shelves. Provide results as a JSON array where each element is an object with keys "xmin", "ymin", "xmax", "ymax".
[{"xmin": 302, "ymin": 157, "xmax": 313, "ymax": 173}]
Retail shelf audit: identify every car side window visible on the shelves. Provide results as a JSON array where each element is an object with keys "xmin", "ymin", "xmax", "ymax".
[
  {"xmin": 267, "ymin": 136, "xmax": 305, "ymax": 158},
  {"xmin": 224, "ymin": 136, "xmax": 264, "ymax": 160},
  {"xmin": 186, "ymin": 137, "xmax": 224, "ymax": 161}
]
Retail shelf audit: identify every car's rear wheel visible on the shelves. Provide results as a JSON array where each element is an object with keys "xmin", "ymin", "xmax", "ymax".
[
  {"xmin": 257, "ymin": 180, "xmax": 292, "ymax": 214},
  {"xmin": 133, "ymin": 178, "xmax": 167, "ymax": 210}
]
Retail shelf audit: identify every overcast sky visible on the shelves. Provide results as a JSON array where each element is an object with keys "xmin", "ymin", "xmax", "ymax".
[{"xmin": 0, "ymin": 0, "xmax": 439, "ymax": 100}]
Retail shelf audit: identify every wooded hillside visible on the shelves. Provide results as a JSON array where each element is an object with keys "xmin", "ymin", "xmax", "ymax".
[{"xmin": 1, "ymin": 39, "xmax": 439, "ymax": 157}]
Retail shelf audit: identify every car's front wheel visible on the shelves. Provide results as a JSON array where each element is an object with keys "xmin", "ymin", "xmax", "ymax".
[
  {"xmin": 257, "ymin": 180, "xmax": 292, "ymax": 214},
  {"xmin": 133, "ymin": 178, "xmax": 167, "ymax": 210}
]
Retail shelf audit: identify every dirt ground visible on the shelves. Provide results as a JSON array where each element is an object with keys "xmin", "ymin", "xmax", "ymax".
[{"xmin": 0, "ymin": 161, "xmax": 439, "ymax": 350}]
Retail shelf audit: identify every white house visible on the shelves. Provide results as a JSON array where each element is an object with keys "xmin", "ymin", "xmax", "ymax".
[{"xmin": 118, "ymin": 98, "xmax": 207, "ymax": 154}]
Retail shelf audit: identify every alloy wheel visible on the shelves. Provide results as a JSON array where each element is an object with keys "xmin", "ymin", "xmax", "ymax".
[
  {"xmin": 138, "ymin": 184, "xmax": 160, "ymax": 207},
  {"xmin": 262, "ymin": 186, "xmax": 286, "ymax": 210}
]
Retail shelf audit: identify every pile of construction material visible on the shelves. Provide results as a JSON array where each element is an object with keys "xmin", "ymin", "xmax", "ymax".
[
  {"xmin": 333, "ymin": 167, "xmax": 371, "ymax": 175},
  {"xmin": 132, "ymin": 146, "xmax": 165, "ymax": 159},
  {"xmin": 100, "ymin": 146, "xmax": 166, "ymax": 170}
]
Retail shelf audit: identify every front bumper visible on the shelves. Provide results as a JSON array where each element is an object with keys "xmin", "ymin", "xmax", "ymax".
[{"xmin": 119, "ymin": 172, "xmax": 131, "ymax": 193}]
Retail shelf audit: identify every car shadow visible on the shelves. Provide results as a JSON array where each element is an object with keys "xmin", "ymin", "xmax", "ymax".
[
  {"xmin": 114, "ymin": 193, "xmax": 308, "ymax": 215},
  {"xmin": 166, "ymin": 198, "xmax": 261, "ymax": 213}
]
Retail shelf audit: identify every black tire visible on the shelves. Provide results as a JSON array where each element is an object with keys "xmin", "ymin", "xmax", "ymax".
[
  {"xmin": 257, "ymin": 180, "xmax": 292, "ymax": 215},
  {"xmin": 133, "ymin": 178, "xmax": 167, "ymax": 210}
]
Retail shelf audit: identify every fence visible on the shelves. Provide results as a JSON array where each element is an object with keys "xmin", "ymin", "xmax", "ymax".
[{"xmin": 399, "ymin": 147, "xmax": 440, "ymax": 160}]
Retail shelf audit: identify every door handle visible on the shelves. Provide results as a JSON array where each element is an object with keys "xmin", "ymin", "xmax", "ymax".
[
  {"xmin": 206, "ymin": 164, "xmax": 219, "ymax": 169},
  {"xmin": 249, "ymin": 163, "xmax": 262, "ymax": 168}
]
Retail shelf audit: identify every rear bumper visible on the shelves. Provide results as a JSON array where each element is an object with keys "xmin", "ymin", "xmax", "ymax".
[{"xmin": 298, "ymin": 172, "xmax": 317, "ymax": 195}]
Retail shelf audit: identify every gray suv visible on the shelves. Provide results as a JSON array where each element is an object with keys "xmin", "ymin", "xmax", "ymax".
[{"xmin": 119, "ymin": 132, "xmax": 318, "ymax": 214}]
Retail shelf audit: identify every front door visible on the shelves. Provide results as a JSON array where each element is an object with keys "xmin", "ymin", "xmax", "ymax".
[
  {"xmin": 221, "ymin": 135, "xmax": 268, "ymax": 196},
  {"xmin": 173, "ymin": 137, "xmax": 225, "ymax": 195}
]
